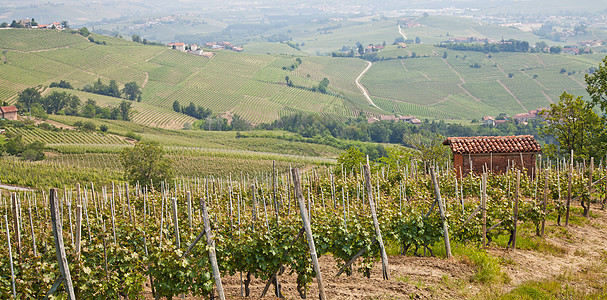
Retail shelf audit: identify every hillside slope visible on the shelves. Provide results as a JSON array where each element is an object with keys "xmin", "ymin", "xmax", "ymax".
[{"xmin": 0, "ymin": 29, "xmax": 375, "ymax": 127}]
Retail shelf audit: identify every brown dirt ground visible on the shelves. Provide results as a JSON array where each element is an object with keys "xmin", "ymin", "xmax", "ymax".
[{"xmin": 141, "ymin": 203, "xmax": 607, "ymax": 299}]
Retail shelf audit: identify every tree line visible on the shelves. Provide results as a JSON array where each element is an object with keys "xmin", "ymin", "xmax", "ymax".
[
  {"xmin": 82, "ymin": 79, "xmax": 142, "ymax": 101},
  {"xmin": 436, "ymin": 39, "xmax": 530, "ymax": 53},
  {"xmin": 17, "ymin": 87, "xmax": 132, "ymax": 121},
  {"xmin": 172, "ymin": 100, "xmax": 212, "ymax": 119}
]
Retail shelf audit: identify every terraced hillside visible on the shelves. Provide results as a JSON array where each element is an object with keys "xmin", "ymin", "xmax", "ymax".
[
  {"xmin": 0, "ymin": 29, "xmax": 372, "ymax": 127},
  {"xmin": 361, "ymin": 43, "xmax": 606, "ymax": 119},
  {"xmin": 1, "ymin": 28, "xmax": 606, "ymax": 125}
]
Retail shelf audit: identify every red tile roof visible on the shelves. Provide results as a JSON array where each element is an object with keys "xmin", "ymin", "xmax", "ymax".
[
  {"xmin": 443, "ymin": 135, "xmax": 541, "ymax": 154},
  {"xmin": 1, "ymin": 106, "xmax": 18, "ymax": 113}
]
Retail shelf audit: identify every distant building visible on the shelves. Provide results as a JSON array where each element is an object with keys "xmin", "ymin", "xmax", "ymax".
[
  {"xmin": 443, "ymin": 135, "xmax": 541, "ymax": 177},
  {"xmin": 0, "ymin": 106, "xmax": 18, "ymax": 120},
  {"xmin": 369, "ymin": 114, "xmax": 421, "ymax": 124},
  {"xmin": 512, "ymin": 108, "xmax": 546, "ymax": 123},
  {"xmin": 173, "ymin": 42, "xmax": 186, "ymax": 51},
  {"xmin": 482, "ymin": 116, "xmax": 495, "ymax": 127}
]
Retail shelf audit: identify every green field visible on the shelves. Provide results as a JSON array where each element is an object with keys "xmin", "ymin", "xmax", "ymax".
[
  {"xmin": 0, "ymin": 25, "xmax": 606, "ymax": 125},
  {"xmin": 0, "ymin": 29, "xmax": 372, "ymax": 126},
  {"xmin": 361, "ymin": 45, "xmax": 605, "ymax": 119}
]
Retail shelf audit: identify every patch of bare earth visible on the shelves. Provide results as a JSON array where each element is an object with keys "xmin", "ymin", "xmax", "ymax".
[
  {"xmin": 141, "ymin": 205, "xmax": 607, "ymax": 299},
  {"xmin": 489, "ymin": 206, "xmax": 607, "ymax": 293},
  {"xmin": 143, "ymin": 255, "xmax": 474, "ymax": 299}
]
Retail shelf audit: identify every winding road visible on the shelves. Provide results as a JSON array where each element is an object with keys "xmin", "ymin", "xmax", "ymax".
[
  {"xmin": 398, "ymin": 25, "xmax": 407, "ymax": 40},
  {"xmin": 355, "ymin": 61, "xmax": 379, "ymax": 108}
]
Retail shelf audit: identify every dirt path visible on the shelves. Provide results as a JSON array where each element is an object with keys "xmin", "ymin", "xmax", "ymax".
[
  {"xmin": 440, "ymin": 57, "xmax": 467, "ymax": 84},
  {"xmin": 497, "ymin": 79, "xmax": 528, "ymax": 111},
  {"xmin": 490, "ymin": 57, "xmax": 507, "ymax": 76},
  {"xmin": 355, "ymin": 61, "xmax": 379, "ymax": 108},
  {"xmin": 437, "ymin": 57, "xmax": 484, "ymax": 103},
  {"xmin": 541, "ymin": 90, "xmax": 555, "ymax": 103},
  {"xmin": 398, "ymin": 25, "xmax": 407, "ymax": 40},
  {"xmin": 0, "ymin": 183, "xmax": 35, "ymax": 192},
  {"xmin": 12, "ymin": 45, "xmax": 72, "ymax": 53}
]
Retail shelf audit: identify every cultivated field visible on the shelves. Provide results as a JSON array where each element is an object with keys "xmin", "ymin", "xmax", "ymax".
[{"xmin": 1, "ymin": 161, "xmax": 606, "ymax": 299}]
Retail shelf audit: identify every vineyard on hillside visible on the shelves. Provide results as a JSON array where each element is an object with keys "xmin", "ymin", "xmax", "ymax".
[{"xmin": 1, "ymin": 158, "xmax": 605, "ymax": 298}]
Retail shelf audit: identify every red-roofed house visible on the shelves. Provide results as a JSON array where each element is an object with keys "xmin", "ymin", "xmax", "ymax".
[
  {"xmin": 443, "ymin": 135, "xmax": 541, "ymax": 177},
  {"xmin": 173, "ymin": 42, "xmax": 186, "ymax": 51},
  {"xmin": 0, "ymin": 106, "xmax": 18, "ymax": 120}
]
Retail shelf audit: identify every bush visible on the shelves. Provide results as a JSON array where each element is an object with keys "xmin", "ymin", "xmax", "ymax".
[
  {"xmin": 99, "ymin": 124, "xmax": 108, "ymax": 132},
  {"xmin": 121, "ymin": 141, "xmax": 173, "ymax": 186},
  {"xmin": 82, "ymin": 121, "xmax": 96, "ymax": 131},
  {"xmin": 125, "ymin": 131, "xmax": 142, "ymax": 141}
]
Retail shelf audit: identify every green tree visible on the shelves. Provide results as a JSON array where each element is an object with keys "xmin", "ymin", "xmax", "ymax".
[
  {"xmin": 550, "ymin": 46, "xmax": 561, "ymax": 54},
  {"xmin": 122, "ymin": 81, "xmax": 142, "ymax": 101},
  {"xmin": 535, "ymin": 41, "xmax": 548, "ymax": 52},
  {"xmin": 61, "ymin": 21, "xmax": 69, "ymax": 29},
  {"xmin": 337, "ymin": 147, "xmax": 366, "ymax": 175},
  {"xmin": 121, "ymin": 141, "xmax": 173, "ymax": 186},
  {"xmin": 357, "ymin": 44, "xmax": 364, "ymax": 55},
  {"xmin": 379, "ymin": 145, "xmax": 411, "ymax": 172},
  {"xmin": 17, "ymin": 87, "xmax": 42, "ymax": 109},
  {"xmin": 403, "ymin": 132, "xmax": 449, "ymax": 173},
  {"xmin": 119, "ymin": 100, "xmax": 132, "ymax": 121},
  {"xmin": 82, "ymin": 99, "xmax": 97, "ymax": 118},
  {"xmin": 173, "ymin": 100, "xmax": 181, "ymax": 112},
  {"xmin": 21, "ymin": 141, "xmax": 45, "ymax": 161},
  {"xmin": 41, "ymin": 90, "xmax": 71, "ymax": 114},
  {"xmin": 585, "ymin": 56, "xmax": 607, "ymax": 113},
  {"xmin": 539, "ymin": 92, "xmax": 603, "ymax": 160},
  {"xmin": 4, "ymin": 133, "xmax": 25, "ymax": 155},
  {"xmin": 108, "ymin": 80, "xmax": 121, "ymax": 98},
  {"xmin": 78, "ymin": 27, "xmax": 90, "ymax": 37},
  {"xmin": 131, "ymin": 34, "xmax": 141, "ymax": 43}
]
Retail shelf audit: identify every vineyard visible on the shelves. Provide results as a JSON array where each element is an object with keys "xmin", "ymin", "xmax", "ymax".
[{"xmin": 1, "ymin": 158, "xmax": 607, "ymax": 299}]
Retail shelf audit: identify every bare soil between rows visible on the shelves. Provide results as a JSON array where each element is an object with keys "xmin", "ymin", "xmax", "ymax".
[{"xmin": 142, "ymin": 206, "xmax": 607, "ymax": 299}]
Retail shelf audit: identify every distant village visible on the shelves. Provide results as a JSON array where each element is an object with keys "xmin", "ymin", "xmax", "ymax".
[
  {"xmin": 481, "ymin": 108, "xmax": 546, "ymax": 127},
  {"xmin": 1, "ymin": 18, "xmax": 65, "ymax": 29},
  {"xmin": 369, "ymin": 115, "xmax": 422, "ymax": 125},
  {"xmin": 166, "ymin": 41, "xmax": 243, "ymax": 54}
]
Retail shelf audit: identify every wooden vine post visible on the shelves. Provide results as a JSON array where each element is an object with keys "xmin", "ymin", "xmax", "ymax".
[
  {"xmin": 201, "ymin": 196, "xmax": 226, "ymax": 300},
  {"xmin": 566, "ymin": 158, "xmax": 572, "ymax": 227},
  {"xmin": 363, "ymin": 163, "xmax": 390, "ymax": 279},
  {"xmin": 171, "ymin": 197, "xmax": 180, "ymax": 248},
  {"xmin": 481, "ymin": 173, "xmax": 487, "ymax": 249},
  {"xmin": 49, "ymin": 188, "xmax": 76, "ymax": 300},
  {"xmin": 513, "ymin": 170, "xmax": 520, "ymax": 251},
  {"xmin": 542, "ymin": 170, "xmax": 548, "ymax": 237},
  {"xmin": 75, "ymin": 205, "xmax": 82, "ymax": 260},
  {"xmin": 11, "ymin": 193, "xmax": 21, "ymax": 262},
  {"xmin": 430, "ymin": 167, "xmax": 451, "ymax": 258},
  {"xmin": 291, "ymin": 168, "xmax": 327, "ymax": 300},
  {"xmin": 4, "ymin": 215, "xmax": 16, "ymax": 298}
]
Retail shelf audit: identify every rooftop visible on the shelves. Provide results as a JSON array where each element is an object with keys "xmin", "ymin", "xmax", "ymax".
[{"xmin": 443, "ymin": 135, "xmax": 541, "ymax": 154}]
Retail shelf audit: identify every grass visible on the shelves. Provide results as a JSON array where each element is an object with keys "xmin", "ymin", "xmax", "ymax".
[
  {"xmin": 496, "ymin": 251, "xmax": 607, "ymax": 299},
  {"xmin": 431, "ymin": 241, "xmax": 509, "ymax": 285}
]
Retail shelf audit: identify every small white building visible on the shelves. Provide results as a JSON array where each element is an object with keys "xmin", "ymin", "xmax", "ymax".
[{"xmin": 173, "ymin": 42, "xmax": 186, "ymax": 51}]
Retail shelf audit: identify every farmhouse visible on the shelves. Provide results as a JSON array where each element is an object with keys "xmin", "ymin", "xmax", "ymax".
[
  {"xmin": 443, "ymin": 135, "xmax": 541, "ymax": 177},
  {"xmin": 0, "ymin": 106, "xmax": 19, "ymax": 120}
]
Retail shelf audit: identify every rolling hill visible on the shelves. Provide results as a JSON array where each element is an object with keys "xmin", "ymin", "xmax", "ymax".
[{"xmin": 0, "ymin": 26, "xmax": 606, "ymax": 127}]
